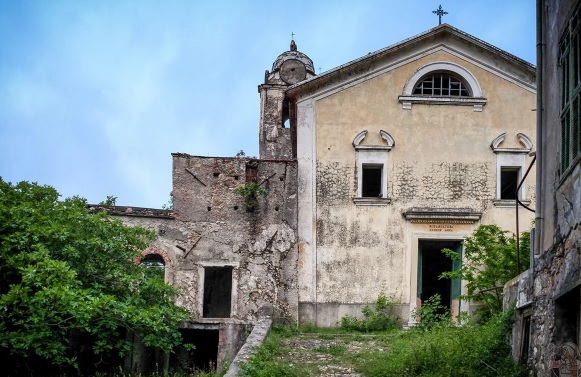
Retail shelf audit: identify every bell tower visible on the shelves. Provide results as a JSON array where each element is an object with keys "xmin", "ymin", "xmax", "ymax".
[{"xmin": 258, "ymin": 40, "xmax": 315, "ymax": 159}]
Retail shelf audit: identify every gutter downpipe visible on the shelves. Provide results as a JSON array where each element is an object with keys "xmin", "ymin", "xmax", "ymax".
[{"xmin": 534, "ymin": 0, "xmax": 544, "ymax": 264}]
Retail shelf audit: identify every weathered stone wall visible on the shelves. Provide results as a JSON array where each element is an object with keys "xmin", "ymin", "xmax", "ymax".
[
  {"xmin": 99, "ymin": 155, "xmax": 299, "ymax": 323},
  {"xmin": 167, "ymin": 154, "xmax": 299, "ymax": 322},
  {"xmin": 503, "ymin": 269, "xmax": 533, "ymax": 361},
  {"xmin": 528, "ymin": 1, "xmax": 581, "ymax": 374}
]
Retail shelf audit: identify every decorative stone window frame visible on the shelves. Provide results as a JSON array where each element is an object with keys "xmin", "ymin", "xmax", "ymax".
[
  {"xmin": 352, "ymin": 130, "xmax": 394, "ymax": 206},
  {"xmin": 399, "ymin": 61, "xmax": 487, "ymax": 112},
  {"xmin": 490, "ymin": 133, "xmax": 533, "ymax": 207}
]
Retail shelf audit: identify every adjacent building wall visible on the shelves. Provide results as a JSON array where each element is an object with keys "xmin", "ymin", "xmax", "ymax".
[{"xmin": 525, "ymin": 0, "xmax": 581, "ymax": 374}]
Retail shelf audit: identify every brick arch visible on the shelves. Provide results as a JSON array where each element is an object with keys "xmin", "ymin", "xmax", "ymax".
[{"xmin": 135, "ymin": 247, "xmax": 172, "ymax": 267}]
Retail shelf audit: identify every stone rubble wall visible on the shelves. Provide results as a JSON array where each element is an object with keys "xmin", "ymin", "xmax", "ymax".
[
  {"xmin": 530, "ymin": 164, "xmax": 581, "ymax": 374},
  {"xmin": 109, "ymin": 155, "xmax": 300, "ymax": 323}
]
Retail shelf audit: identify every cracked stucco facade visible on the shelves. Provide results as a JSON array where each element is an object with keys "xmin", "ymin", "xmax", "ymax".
[{"xmin": 294, "ymin": 30, "xmax": 536, "ymax": 327}]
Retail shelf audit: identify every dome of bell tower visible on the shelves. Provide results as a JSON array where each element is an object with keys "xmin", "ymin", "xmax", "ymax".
[{"xmin": 271, "ymin": 40, "xmax": 315, "ymax": 75}]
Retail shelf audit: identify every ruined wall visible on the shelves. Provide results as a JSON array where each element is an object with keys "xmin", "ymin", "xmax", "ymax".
[
  {"xmin": 107, "ymin": 155, "xmax": 299, "ymax": 324},
  {"xmin": 167, "ymin": 154, "xmax": 299, "ymax": 322},
  {"xmin": 297, "ymin": 44, "xmax": 536, "ymax": 327}
]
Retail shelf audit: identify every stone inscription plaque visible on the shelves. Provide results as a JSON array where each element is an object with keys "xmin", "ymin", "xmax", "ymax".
[{"xmin": 428, "ymin": 224, "xmax": 455, "ymax": 232}]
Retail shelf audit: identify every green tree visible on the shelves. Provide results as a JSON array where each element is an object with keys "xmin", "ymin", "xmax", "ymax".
[
  {"xmin": 440, "ymin": 224, "xmax": 530, "ymax": 318},
  {"xmin": 0, "ymin": 180, "xmax": 190, "ymax": 373}
]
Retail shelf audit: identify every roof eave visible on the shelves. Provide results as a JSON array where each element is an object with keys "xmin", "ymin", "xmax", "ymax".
[{"xmin": 286, "ymin": 24, "xmax": 535, "ymax": 97}]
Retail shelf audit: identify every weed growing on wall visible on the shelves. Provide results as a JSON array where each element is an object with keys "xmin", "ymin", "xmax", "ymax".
[{"xmin": 233, "ymin": 182, "xmax": 268, "ymax": 209}]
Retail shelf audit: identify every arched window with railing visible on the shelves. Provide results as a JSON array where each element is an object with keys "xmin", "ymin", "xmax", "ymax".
[
  {"xmin": 399, "ymin": 61, "xmax": 487, "ymax": 111},
  {"xmin": 412, "ymin": 73, "xmax": 471, "ymax": 97}
]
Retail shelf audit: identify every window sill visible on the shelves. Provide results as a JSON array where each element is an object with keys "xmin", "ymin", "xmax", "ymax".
[
  {"xmin": 398, "ymin": 95, "xmax": 487, "ymax": 112},
  {"xmin": 353, "ymin": 197, "xmax": 391, "ymax": 206},
  {"xmin": 492, "ymin": 199, "xmax": 531, "ymax": 208}
]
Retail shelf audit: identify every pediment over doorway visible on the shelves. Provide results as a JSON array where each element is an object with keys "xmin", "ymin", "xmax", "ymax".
[{"xmin": 403, "ymin": 208, "xmax": 482, "ymax": 224}]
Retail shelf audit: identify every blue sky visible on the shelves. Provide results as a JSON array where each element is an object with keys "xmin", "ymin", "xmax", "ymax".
[{"xmin": 0, "ymin": 0, "xmax": 535, "ymax": 208}]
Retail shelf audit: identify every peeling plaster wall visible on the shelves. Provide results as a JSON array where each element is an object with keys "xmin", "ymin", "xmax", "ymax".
[{"xmin": 297, "ymin": 44, "xmax": 536, "ymax": 327}]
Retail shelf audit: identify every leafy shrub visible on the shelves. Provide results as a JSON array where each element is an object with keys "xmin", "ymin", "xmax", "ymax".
[
  {"xmin": 340, "ymin": 293, "xmax": 399, "ymax": 332},
  {"xmin": 411, "ymin": 294, "xmax": 452, "ymax": 330},
  {"xmin": 440, "ymin": 225, "xmax": 531, "ymax": 319}
]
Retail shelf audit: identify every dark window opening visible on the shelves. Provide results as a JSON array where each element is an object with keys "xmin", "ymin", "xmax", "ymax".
[
  {"xmin": 203, "ymin": 267, "xmax": 232, "ymax": 318},
  {"xmin": 362, "ymin": 165, "xmax": 382, "ymax": 197},
  {"xmin": 554, "ymin": 286, "xmax": 580, "ymax": 346},
  {"xmin": 282, "ymin": 98, "xmax": 290, "ymax": 128},
  {"xmin": 520, "ymin": 315, "xmax": 532, "ymax": 363},
  {"xmin": 245, "ymin": 162, "xmax": 258, "ymax": 183},
  {"xmin": 500, "ymin": 167, "xmax": 520, "ymax": 199},
  {"xmin": 171, "ymin": 329, "xmax": 219, "ymax": 373},
  {"xmin": 413, "ymin": 73, "xmax": 471, "ymax": 97}
]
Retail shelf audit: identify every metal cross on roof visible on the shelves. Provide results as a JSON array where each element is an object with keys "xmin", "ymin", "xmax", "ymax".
[
  {"xmin": 432, "ymin": 5, "xmax": 448, "ymax": 25},
  {"xmin": 291, "ymin": 32, "xmax": 295, "ymax": 40}
]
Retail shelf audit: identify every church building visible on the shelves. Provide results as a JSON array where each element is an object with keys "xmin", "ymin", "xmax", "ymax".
[{"xmin": 104, "ymin": 23, "xmax": 536, "ymax": 371}]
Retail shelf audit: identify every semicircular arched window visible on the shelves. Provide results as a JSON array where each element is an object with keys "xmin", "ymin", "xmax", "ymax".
[
  {"xmin": 399, "ymin": 61, "xmax": 487, "ymax": 111},
  {"xmin": 141, "ymin": 253, "xmax": 165, "ymax": 268},
  {"xmin": 412, "ymin": 73, "xmax": 471, "ymax": 97}
]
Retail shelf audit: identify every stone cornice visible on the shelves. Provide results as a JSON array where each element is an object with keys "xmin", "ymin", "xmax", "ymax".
[{"xmin": 403, "ymin": 208, "xmax": 482, "ymax": 223}]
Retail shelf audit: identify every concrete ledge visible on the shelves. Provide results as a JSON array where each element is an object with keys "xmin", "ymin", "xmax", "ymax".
[{"xmin": 223, "ymin": 317, "xmax": 273, "ymax": 377}]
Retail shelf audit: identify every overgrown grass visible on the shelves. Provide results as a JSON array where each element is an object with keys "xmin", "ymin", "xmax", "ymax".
[
  {"xmin": 314, "ymin": 343, "xmax": 347, "ymax": 356},
  {"xmin": 238, "ymin": 326, "xmax": 309, "ymax": 377},
  {"xmin": 351, "ymin": 310, "xmax": 527, "ymax": 377},
  {"xmin": 95, "ymin": 369, "xmax": 224, "ymax": 377},
  {"xmin": 239, "ymin": 300, "xmax": 526, "ymax": 377}
]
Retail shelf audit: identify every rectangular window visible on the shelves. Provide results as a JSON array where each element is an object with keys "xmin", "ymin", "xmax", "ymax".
[
  {"xmin": 561, "ymin": 3, "xmax": 581, "ymax": 174},
  {"xmin": 203, "ymin": 267, "xmax": 232, "ymax": 318},
  {"xmin": 362, "ymin": 164, "xmax": 383, "ymax": 197},
  {"xmin": 500, "ymin": 167, "xmax": 520, "ymax": 200}
]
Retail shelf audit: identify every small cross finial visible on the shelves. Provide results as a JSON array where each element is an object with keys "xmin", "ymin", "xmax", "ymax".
[
  {"xmin": 432, "ymin": 5, "xmax": 448, "ymax": 25},
  {"xmin": 291, "ymin": 32, "xmax": 295, "ymax": 40}
]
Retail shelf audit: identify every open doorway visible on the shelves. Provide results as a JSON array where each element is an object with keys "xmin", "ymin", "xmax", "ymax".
[
  {"xmin": 171, "ymin": 329, "xmax": 219, "ymax": 372},
  {"xmin": 203, "ymin": 267, "xmax": 233, "ymax": 318},
  {"xmin": 417, "ymin": 239, "xmax": 462, "ymax": 315}
]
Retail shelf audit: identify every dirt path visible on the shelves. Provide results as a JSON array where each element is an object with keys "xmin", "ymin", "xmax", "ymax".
[{"xmin": 276, "ymin": 334, "xmax": 389, "ymax": 377}]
